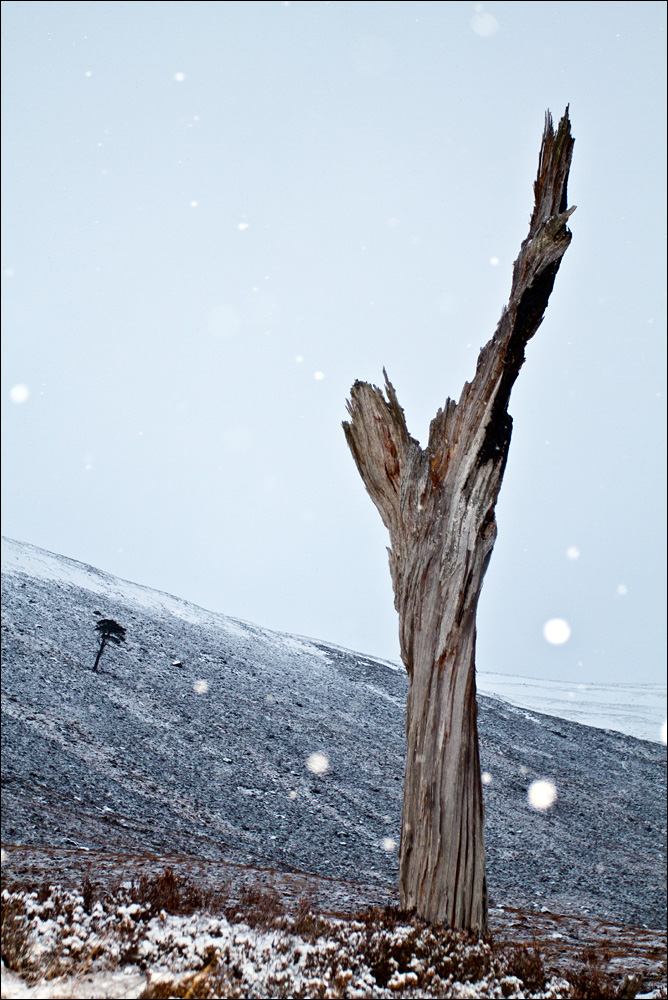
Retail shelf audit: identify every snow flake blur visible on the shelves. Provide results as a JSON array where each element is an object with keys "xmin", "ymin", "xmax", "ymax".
[
  {"xmin": 306, "ymin": 752, "xmax": 329, "ymax": 775},
  {"xmin": 527, "ymin": 779, "xmax": 558, "ymax": 811},
  {"xmin": 9, "ymin": 384, "xmax": 29, "ymax": 404},
  {"xmin": 193, "ymin": 679, "xmax": 208, "ymax": 695},
  {"xmin": 471, "ymin": 7, "xmax": 499, "ymax": 36},
  {"xmin": 543, "ymin": 619, "xmax": 571, "ymax": 645}
]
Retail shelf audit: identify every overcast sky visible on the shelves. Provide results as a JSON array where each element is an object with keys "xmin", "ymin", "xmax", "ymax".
[{"xmin": 2, "ymin": 1, "xmax": 666, "ymax": 687}]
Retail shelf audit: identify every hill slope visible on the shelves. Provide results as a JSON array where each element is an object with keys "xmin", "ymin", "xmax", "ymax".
[{"xmin": 1, "ymin": 537, "xmax": 665, "ymax": 928}]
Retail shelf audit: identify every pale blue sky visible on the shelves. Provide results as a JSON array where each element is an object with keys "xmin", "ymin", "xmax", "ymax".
[{"xmin": 2, "ymin": 1, "xmax": 666, "ymax": 686}]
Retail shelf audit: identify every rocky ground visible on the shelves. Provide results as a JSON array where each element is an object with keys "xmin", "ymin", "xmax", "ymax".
[{"xmin": 1, "ymin": 538, "xmax": 666, "ymax": 996}]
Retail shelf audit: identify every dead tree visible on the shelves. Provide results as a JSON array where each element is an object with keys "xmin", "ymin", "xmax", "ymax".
[{"xmin": 343, "ymin": 110, "xmax": 575, "ymax": 932}]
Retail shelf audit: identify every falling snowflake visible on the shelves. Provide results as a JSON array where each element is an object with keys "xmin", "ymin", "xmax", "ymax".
[
  {"xmin": 471, "ymin": 7, "xmax": 499, "ymax": 36},
  {"xmin": 306, "ymin": 752, "xmax": 329, "ymax": 775},
  {"xmin": 193, "ymin": 679, "xmax": 209, "ymax": 695},
  {"xmin": 9, "ymin": 384, "xmax": 29, "ymax": 404},
  {"xmin": 527, "ymin": 779, "xmax": 557, "ymax": 811},
  {"xmin": 543, "ymin": 619, "xmax": 571, "ymax": 645}
]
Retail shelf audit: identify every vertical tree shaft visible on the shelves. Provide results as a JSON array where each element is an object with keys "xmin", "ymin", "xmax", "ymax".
[
  {"xmin": 343, "ymin": 110, "xmax": 575, "ymax": 931},
  {"xmin": 92, "ymin": 637, "xmax": 107, "ymax": 672}
]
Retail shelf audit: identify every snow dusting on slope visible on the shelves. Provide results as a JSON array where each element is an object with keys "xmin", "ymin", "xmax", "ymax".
[{"xmin": 2, "ymin": 535, "xmax": 664, "ymax": 743}]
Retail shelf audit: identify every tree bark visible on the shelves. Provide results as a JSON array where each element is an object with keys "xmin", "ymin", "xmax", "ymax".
[
  {"xmin": 343, "ymin": 110, "xmax": 575, "ymax": 932},
  {"xmin": 92, "ymin": 636, "xmax": 107, "ymax": 672}
]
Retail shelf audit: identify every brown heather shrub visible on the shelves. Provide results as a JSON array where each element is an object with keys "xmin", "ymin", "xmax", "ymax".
[
  {"xmin": 1, "ymin": 891, "xmax": 30, "ymax": 974},
  {"xmin": 127, "ymin": 866, "xmax": 207, "ymax": 915},
  {"xmin": 4, "ymin": 874, "xmax": 657, "ymax": 999},
  {"xmin": 353, "ymin": 902, "xmax": 417, "ymax": 931},
  {"xmin": 224, "ymin": 883, "xmax": 285, "ymax": 929},
  {"xmin": 366, "ymin": 924, "xmax": 421, "ymax": 987},
  {"xmin": 35, "ymin": 881, "xmax": 52, "ymax": 904},
  {"xmin": 103, "ymin": 866, "xmax": 230, "ymax": 919},
  {"xmin": 457, "ymin": 937, "xmax": 494, "ymax": 982},
  {"xmin": 616, "ymin": 973, "xmax": 646, "ymax": 998},
  {"xmin": 81, "ymin": 873, "xmax": 95, "ymax": 913},
  {"xmin": 504, "ymin": 942, "xmax": 546, "ymax": 993},
  {"xmin": 139, "ymin": 952, "xmax": 274, "ymax": 1000},
  {"xmin": 138, "ymin": 981, "xmax": 180, "ymax": 1000},
  {"xmin": 290, "ymin": 894, "xmax": 329, "ymax": 942},
  {"xmin": 341, "ymin": 904, "xmax": 497, "ymax": 990},
  {"xmin": 139, "ymin": 968, "xmax": 241, "ymax": 1000},
  {"xmin": 568, "ymin": 964, "xmax": 609, "ymax": 998},
  {"xmin": 567, "ymin": 947, "xmax": 615, "ymax": 999}
]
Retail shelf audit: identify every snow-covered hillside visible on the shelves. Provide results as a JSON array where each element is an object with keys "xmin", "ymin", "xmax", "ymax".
[
  {"xmin": 475, "ymin": 672, "xmax": 666, "ymax": 746},
  {"xmin": 2, "ymin": 537, "xmax": 664, "ymax": 744},
  {"xmin": 1, "ymin": 536, "xmax": 666, "ymax": 930}
]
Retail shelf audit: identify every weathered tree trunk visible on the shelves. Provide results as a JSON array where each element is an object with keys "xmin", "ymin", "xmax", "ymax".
[
  {"xmin": 343, "ymin": 110, "xmax": 575, "ymax": 932},
  {"xmin": 92, "ymin": 636, "xmax": 107, "ymax": 672}
]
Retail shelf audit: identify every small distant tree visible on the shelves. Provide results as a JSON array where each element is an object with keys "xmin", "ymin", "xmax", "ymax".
[{"xmin": 92, "ymin": 618, "xmax": 126, "ymax": 672}]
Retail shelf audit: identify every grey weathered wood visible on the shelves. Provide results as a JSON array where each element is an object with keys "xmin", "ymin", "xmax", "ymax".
[{"xmin": 343, "ymin": 110, "xmax": 575, "ymax": 932}]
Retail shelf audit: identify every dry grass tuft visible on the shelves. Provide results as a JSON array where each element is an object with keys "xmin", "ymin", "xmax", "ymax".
[
  {"xmin": 504, "ymin": 941, "xmax": 546, "ymax": 993},
  {"xmin": 565, "ymin": 946, "xmax": 616, "ymax": 999},
  {"xmin": 289, "ymin": 894, "xmax": 330, "ymax": 942},
  {"xmin": 127, "ymin": 865, "xmax": 207, "ymax": 915},
  {"xmin": 1, "ymin": 889, "xmax": 30, "ymax": 974},
  {"xmin": 224, "ymin": 883, "xmax": 285, "ymax": 929}
]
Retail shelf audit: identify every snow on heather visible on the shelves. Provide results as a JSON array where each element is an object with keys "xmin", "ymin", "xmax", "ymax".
[{"xmin": 1, "ymin": 885, "xmax": 574, "ymax": 999}]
